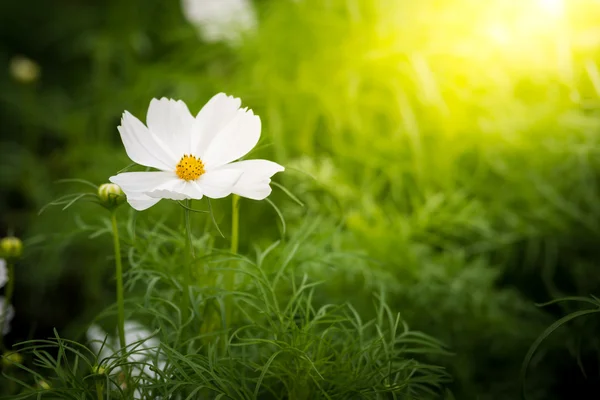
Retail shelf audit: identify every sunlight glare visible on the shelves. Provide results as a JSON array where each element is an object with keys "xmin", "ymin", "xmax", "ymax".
[{"xmin": 538, "ymin": 0, "xmax": 564, "ymax": 16}]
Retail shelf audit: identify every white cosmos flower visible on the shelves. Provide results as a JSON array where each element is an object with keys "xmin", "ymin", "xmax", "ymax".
[
  {"xmin": 0, "ymin": 259, "xmax": 7, "ymax": 289},
  {"xmin": 181, "ymin": 0, "xmax": 257, "ymax": 45},
  {"xmin": 0, "ymin": 297, "xmax": 14, "ymax": 335},
  {"xmin": 0, "ymin": 259, "xmax": 13, "ymax": 335},
  {"xmin": 109, "ymin": 93, "xmax": 284, "ymax": 211},
  {"xmin": 87, "ymin": 321, "xmax": 166, "ymax": 399}
]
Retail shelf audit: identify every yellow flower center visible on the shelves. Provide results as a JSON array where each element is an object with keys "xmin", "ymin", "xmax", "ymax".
[{"xmin": 176, "ymin": 154, "xmax": 205, "ymax": 181}]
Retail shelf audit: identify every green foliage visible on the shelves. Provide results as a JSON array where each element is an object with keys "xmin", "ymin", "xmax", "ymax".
[
  {"xmin": 3, "ymin": 212, "xmax": 450, "ymax": 399},
  {"xmin": 1, "ymin": 0, "xmax": 600, "ymax": 399}
]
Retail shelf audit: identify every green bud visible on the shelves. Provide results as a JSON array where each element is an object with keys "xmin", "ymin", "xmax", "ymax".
[
  {"xmin": 2, "ymin": 351, "xmax": 23, "ymax": 367},
  {"xmin": 98, "ymin": 183, "xmax": 125, "ymax": 209},
  {"xmin": 92, "ymin": 364, "xmax": 106, "ymax": 375},
  {"xmin": 9, "ymin": 55, "xmax": 40, "ymax": 84},
  {"xmin": 37, "ymin": 380, "xmax": 51, "ymax": 390},
  {"xmin": 0, "ymin": 237, "xmax": 22, "ymax": 259}
]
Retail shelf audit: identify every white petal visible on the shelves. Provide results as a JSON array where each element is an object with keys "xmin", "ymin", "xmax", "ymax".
[
  {"xmin": 123, "ymin": 321, "xmax": 159, "ymax": 364},
  {"xmin": 0, "ymin": 259, "xmax": 6, "ymax": 289},
  {"xmin": 146, "ymin": 179, "xmax": 204, "ymax": 200},
  {"xmin": 118, "ymin": 112, "xmax": 178, "ymax": 171},
  {"xmin": 195, "ymin": 169, "xmax": 243, "ymax": 198},
  {"xmin": 234, "ymin": 183, "xmax": 273, "ymax": 200},
  {"xmin": 110, "ymin": 171, "xmax": 176, "ymax": 192},
  {"xmin": 192, "ymin": 93, "xmax": 242, "ymax": 156},
  {"xmin": 224, "ymin": 159, "xmax": 284, "ymax": 186},
  {"xmin": 181, "ymin": 0, "xmax": 257, "ymax": 44},
  {"xmin": 219, "ymin": 159, "xmax": 284, "ymax": 200},
  {"xmin": 127, "ymin": 195, "xmax": 162, "ymax": 211},
  {"xmin": 110, "ymin": 171, "xmax": 176, "ymax": 210},
  {"xmin": 0, "ymin": 297, "xmax": 13, "ymax": 335},
  {"xmin": 147, "ymin": 98, "xmax": 195, "ymax": 155},
  {"xmin": 86, "ymin": 324, "xmax": 114, "ymax": 361},
  {"xmin": 201, "ymin": 107, "xmax": 261, "ymax": 168}
]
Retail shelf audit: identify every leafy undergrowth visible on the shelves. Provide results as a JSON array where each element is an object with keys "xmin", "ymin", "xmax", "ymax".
[{"xmin": 3, "ymin": 211, "xmax": 450, "ymax": 399}]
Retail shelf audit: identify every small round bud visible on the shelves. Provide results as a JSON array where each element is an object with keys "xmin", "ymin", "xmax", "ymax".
[
  {"xmin": 92, "ymin": 364, "xmax": 106, "ymax": 375},
  {"xmin": 9, "ymin": 55, "xmax": 40, "ymax": 84},
  {"xmin": 98, "ymin": 183, "xmax": 125, "ymax": 209},
  {"xmin": 37, "ymin": 380, "xmax": 51, "ymax": 390},
  {"xmin": 2, "ymin": 351, "xmax": 23, "ymax": 367},
  {"xmin": 0, "ymin": 236, "xmax": 23, "ymax": 259}
]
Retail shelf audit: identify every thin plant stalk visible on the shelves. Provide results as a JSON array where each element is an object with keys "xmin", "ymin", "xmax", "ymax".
[
  {"xmin": 110, "ymin": 212, "xmax": 126, "ymax": 357},
  {"xmin": 95, "ymin": 381, "xmax": 104, "ymax": 400},
  {"xmin": 0, "ymin": 261, "xmax": 15, "ymax": 350},
  {"xmin": 225, "ymin": 194, "xmax": 240, "ymax": 328},
  {"xmin": 110, "ymin": 212, "xmax": 132, "ymax": 396},
  {"xmin": 183, "ymin": 199, "xmax": 195, "ymax": 319},
  {"xmin": 230, "ymin": 194, "xmax": 240, "ymax": 255}
]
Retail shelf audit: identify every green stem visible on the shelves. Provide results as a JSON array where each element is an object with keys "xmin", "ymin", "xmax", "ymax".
[
  {"xmin": 185, "ymin": 199, "xmax": 195, "ymax": 260},
  {"xmin": 110, "ymin": 213, "xmax": 126, "ymax": 357},
  {"xmin": 95, "ymin": 381, "xmax": 104, "ymax": 400},
  {"xmin": 183, "ymin": 199, "xmax": 195, "ymax": 320},
  {"xmin": 225, "ymin": 195, "xmax": 240, "ymax": 330},
  {"xmin": 110, "ymin": 212, "xmax": 131, "ymax": 397},
  {"xmin": 230, "ymin": 195, "xmax": 240, "ymax": 255},
  {"xmin": 0, "ymin": 261, "xmax": 15, "ymax": 350}
]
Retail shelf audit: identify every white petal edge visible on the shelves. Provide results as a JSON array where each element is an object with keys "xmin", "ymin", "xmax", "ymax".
[
  {"xmin": 192, "ymin": 93, "xmax": 242, "ymax": 156},
  {"xmin": 110, "ymin": 171, "xmax": 176, "ymax": 192},
  {"xmin": 222, "ymin": 159, "xmax": 284, "ymax": 187},
  {"xmin": 110, "ymin": 171, "xmax": 176, "ymax": 210},
  {"xmin": 147, "ymin": 98, "xmax": 195, "ymax": 156},
  {"xmin": 146, "ymin": 179, "xmax": 204, "ymax": 200},
  {"xmin": 196, "ymin": 169, "xmax": 244, "ymax": 198},
  {"xmin": 218, "ymin": 159, "xmax": 284, "ymax": 200},
  {"xmin": 201, "ymin": 107, "xmax": 261, "ymax": 169},
  {"xmin": 127, "ymin": 195, "xmax": 162, "ymax": 211},
  {"xmin": 234, "ymin": 182, "xmax": 274, "ymax": 200},
  {"xmin": 118, "ymin": 112, "xmax": 178, "ymax": 171}
]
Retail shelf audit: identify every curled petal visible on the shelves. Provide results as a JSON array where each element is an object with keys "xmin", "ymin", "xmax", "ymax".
[
  {"xmin": 219, "ymin": 159, "xmax": 284, "ymax": 200},
  {"xmin": 118, "ymin": 112, "xmax": 178, "ymax": 171}
]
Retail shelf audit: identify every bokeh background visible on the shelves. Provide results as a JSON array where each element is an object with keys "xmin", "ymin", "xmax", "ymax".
[{"xmin": 1, "ymin": 0, "xmax": 600, "ymax": 398}]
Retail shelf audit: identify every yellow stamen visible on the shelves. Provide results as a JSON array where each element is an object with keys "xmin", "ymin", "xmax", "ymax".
[{"xmin": 176, "ymin": 154, "xmax": 205, "ymax": 181}]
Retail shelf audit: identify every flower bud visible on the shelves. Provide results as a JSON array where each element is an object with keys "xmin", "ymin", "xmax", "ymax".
[
  {"xmin": 98, "ymin": 183, "xmax": 125, "ymax": 209},
  {"xmin": 37, "ymin": 380, "xmax": 51, "ymax": 390},
  {"xmin": 0, "ymin": 237, "xmax": 23, "ymax": 259},
  {"xmin": 92, "ymin": 364, "xmax": 106, "ymax": 375},
  {"xmin": 9, "ymin": 55, "xmax": 40, "ymax": 84},
  {"xmin": 2, "ymin": 351, "xmax": 23, "ymax": 367}
]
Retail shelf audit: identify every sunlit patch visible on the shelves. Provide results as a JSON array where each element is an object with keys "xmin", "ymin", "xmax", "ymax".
[
  {"xmin": 176, "ymin": 154, "xmax": 205, "ymax": 181},
  {"xmin": 538, "ymin": 0, "xmax": 564, "ymax": 16}
]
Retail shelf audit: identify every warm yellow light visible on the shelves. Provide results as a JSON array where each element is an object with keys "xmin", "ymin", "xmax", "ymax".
[{"xmin": 538, "ymin": 0, "xmax": 564, "ymax": 16}]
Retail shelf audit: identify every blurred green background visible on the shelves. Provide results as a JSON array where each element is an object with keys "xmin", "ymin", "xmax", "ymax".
[{"xmin": 2, "ymin": 0, "xmax": 600, "ymax": 398}]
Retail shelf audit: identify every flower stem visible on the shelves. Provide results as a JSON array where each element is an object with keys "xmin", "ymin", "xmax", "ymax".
[
  {"xmin": 110, "ymin": 212, "xmax": 131, "ymax": 396},
  {"xmin": 225, "ymin": 195, "xmax": 240, "ymax": 331},
  {"xmin": 183, "ymin": 199, "xmax": 195, "ymax": 320},
  {"xmin": 184, "ymin": 199, "xmax": 195, "ymax": 260},
  {"xmin": 95, "ymin": 381, "xmax": 104, "ymax": 400},
  {"xmin": 110, "ymin": 212, "xmax": 126, "ymax": 356},
  {"xmin": 0, "ymin": 261, "xmax": 15, "ymax": 350},
  {"xmin": 230, "ymin": 195, "xmax": 240, "ymax": 255}
]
